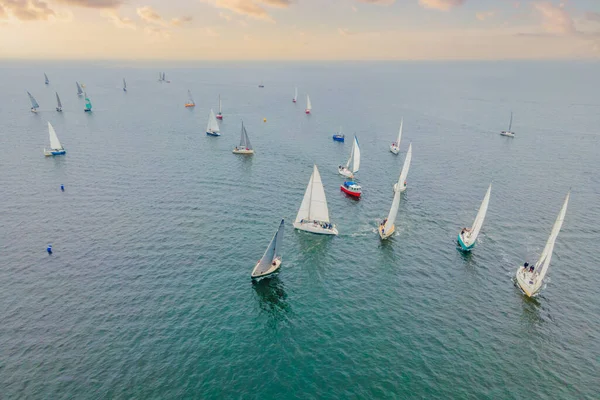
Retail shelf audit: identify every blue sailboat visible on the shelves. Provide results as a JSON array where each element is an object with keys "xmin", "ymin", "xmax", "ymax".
[
  {"xmin": 84, "ymin": 92, "xmax": 92, "ymax": 112},
  {"xmin": 27, "ymin": 91, "xmax": 40, "ymax": 113}
]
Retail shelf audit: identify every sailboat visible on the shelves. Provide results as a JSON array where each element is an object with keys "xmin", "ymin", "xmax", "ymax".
[
  {"xmin": 500, "ymin": 112, "xmax": 515, "ymax": 137},
  {"xmin": 457, "ymin": 183, "xmax": 492, "ymax": 251},
  {"xmin": 158, "ymin": 72, "xmax": 163, "ymax": 82},
  {"xmin": 27, "ymin": 91, "xmax": 39, "ymax": 113},
  {"xmin": 393, "ymin": 143, "xmax": 413, "ymax": 193},
  {"xmin": 305, "ymin": 95, "xmax": 312, "ymax": 114},
  {"xmin": 233, "ymin": 122, "xmax": 254, "ymax": 154},
  {"xmin": 84, "ymin": 92, "xmax": 92, "ymax": 112},
  {"xmin": 293, "ymin": 165, "xmax": 338, "ymax": 235},
  {"xmin": 515, "ymin": 191, "xmax": 570, "ymax": 297},
  {"xmin": 293, "ymin": 87, "xmax": 298, "ymax": 103},
  {"xmin": 216, "ymin": 95, "xmax": 223, "ymax": 120},
  {"xmin": 44, "ymin": 122, "xmax": 66, "ymax": 156},
  {"xmin": 206, "ymin": 109, "xmax": 220, "ymax": 136},
  {"xmin": 55, "ymin": 92, "xmax": 62, "ymax": 112},
  {"xmin": 164, "ymin": 73, "xmax": 170, "ymax": 83},
  {"xmin": 338, "ymin": 136, "xmax": 360, "ymax": 178},
  {"xmin": 123, "ymin": 78, "xmax": 127, "ymax": 92},
  {"xmin": 76, "ymin": 82, "xmax": 83, "ymax": 96},
  {"xmin": 259, "ymin": 81, "xmax": 264, "ymax": 88},
  {"xmin": 185, "ymin": 90, "xmax": 195, "ymax": 108},
  {"xmin": 251, "ymin": 219, "xmax": 285, "ymax": 279},
  {"xmin": 44, "ymin": 73, "xmax": 49, "ymax": 85},
  {"xmin": 379, "ymin": 165, "xmax": 404, "ymax": 240},
  {"xmin": 390, "ymin": 119, "xmax": 403, "ymax": 154},
  {"xmin": 332, "ymin": 126, "xmax": 345, "ymax": 142}
]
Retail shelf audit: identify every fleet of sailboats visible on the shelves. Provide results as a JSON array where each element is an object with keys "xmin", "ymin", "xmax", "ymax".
[
  {"xmin": 27, "ymin": 91, "xmax": 39, "ymax": 113},
  {"xmin": 390, "ymin": 119, "xmax": 403, "ymax": 154},
  {"xmin": 500, "ymin": 112, "xmax": 515, "ymax": 137},
  {"xmin": 233, "ymin": 122, "xmax": 254, "ymax": 154},
  {"xmin": 185, "ymin": 90, "xmax": 195, "ymax": 107},
  {"xmin": 515, "ymin": 192, "xmax": 569, "ymax": 297},
  {"xmin": 393, "ymin": 143, "xmax": 413, "ymax": 193},
  {"xmin": 294, "ymin": 165, "xmax": 338, "ymax": 235},
  {"xmin": 55, "ymin": 92, "xmax": 62, "ymax": 112},
  {"xmin": 44, "ymin": 122, "xmax": 66, "ymax": 156},
  {"xmin": 251, "ymin": 219, "xmax": 284, "ymax": 279},
  {"xmin": 206, "ymin": 109, "xmax": 220, "ymax": 136},
  {"xmin": 216, "ymin": 95, "xmax": 223, "ymax": 120},
  {"xmin": 457, "ymin": 183, "xmax": 491, "ymax": 251}
]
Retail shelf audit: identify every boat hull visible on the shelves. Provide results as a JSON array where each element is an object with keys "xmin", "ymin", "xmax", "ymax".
[
  {"xmin": 515, "ymin": 267, "xmax": 541, "ymax": 297},
  {"xmin": 390, "ymin": 145, "xmax": 400, "ymax": 154},
  {"xmin": 251, "ymin": 259, "xmax": 281, "ymax": 280},
  {"xmin": 233, "ymin": 148, "xmax": 254, "ymax": 154},
  {"xmin": 338, "ymin": 167, "xmax": 353, "ymax": 178},
  {"xmin": 293, "ymin": 99, "xmax": 297, "ymax": 103},
  {"xmin": 44, "ymin": 149, "xmax": 66, "ymax": 156},
  {"xmin": 341, "ymin": 183, "xmax": 361, "ymax": 198},
  {"xmin": 206, "ymin": 131, "xmax": 221, "ymax": 136},
  {"xmin": 305, "ymin": 110, "xmax": 311, "ymax": 114},
  {"xmin": 332, "ymin": 135, "xmax": 345, "ymax": 142},
  {"xmin": 457, "ymin": 232, "xmax": 475, "ymax": 251},
  {"xmin": 379, "ymin": 224, "xmax": 395, "ymax": 240},
  {"xmin": 184, "ymin": 103, "xmax": 195, "ymax": 108},
  {"xmin": 393, "ymin": 183, "xmax": 407, "ymax": 193},
  {"xmin": 500, "ymin": 131, "xmax": 515, "ymax": 137},
  {"xmin": 293, "ymin": 221, "xmax": 338, "ymax": 236},
  {"xmin": 216, "ymin": 114, "xmax": 223, "ymax": 120},
  {"xmin": 56, "ymin": 108, "xmax": 62, "ymax": 112},
  {"xmin": 84, "ymin": 109, "xmax": 91, "ymax": 112}
]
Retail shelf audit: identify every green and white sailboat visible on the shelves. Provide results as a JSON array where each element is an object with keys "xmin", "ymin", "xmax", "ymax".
[{"xmin": 84, "ymin": 92, "xmax": 92, "ymax": 112}]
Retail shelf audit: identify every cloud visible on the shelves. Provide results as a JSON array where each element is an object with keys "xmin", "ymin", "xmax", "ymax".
[
  {"xmin": 106, "ymin": 12, "xmax": 136, "ymax": 29},
  {"xmin": 218, "ymin": 11, "xmax": 231, "ymax": 21},
  {"xmin": 357, "ymin": 0, "xmax": 394, "ymax": 4},
  {"xmin": 201, "ymin": 0, "xmax": 292, "ymax": 21},
  {"xmin": 144, "ymin": 25, "xmax": 170, "ymax": 39},
  {"xmin": 137, "ymin": 6, "xmax": 163, "ymax": 24},
  {"xmin": 533, "ymin": 1, "xmax": 575, "ymax": 34},
  {"xmin": 418, "ymin": 0, "xmax": 465, "ymax": 11},
  {"xmin": 54, "ymin": 0, "xmax": 123, "ymax": 8},
  {"xmin": 0, "ymin": 0, "xmax": 55, "ymax": 21},
  {"xmin": 171, "ymin": 15, "xmax": 192, "ymax": 26},
  {"xmin": 205, "ymin": 27, "xmax": 218, "ymax": 37},
  {"xmin": 476, "ymin": 10, "xmax": 494, "ymax": 21}
]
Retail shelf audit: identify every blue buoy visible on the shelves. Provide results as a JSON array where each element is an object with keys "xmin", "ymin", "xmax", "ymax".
[
  {"xmin": 60, "ymin": 184, "xmax": 65, "ymax": 192},
  {"xmin": 47, "ymin": 245, "xmax": 53, "ymax": 255}
]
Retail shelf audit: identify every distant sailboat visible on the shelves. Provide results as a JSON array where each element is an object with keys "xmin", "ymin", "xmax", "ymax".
[
  {"xmin": 44, "ymin": 122, "xmax": 66, "ymax": 156},
  {"xmin": 206, "ymin": 109, "xmax": 220, "ymax": 136},
  {"xmin": 55, "ymin": 92, "xmax": 62, "ymax": 112},
  {"xmin": 500, "ymin": 112, "xmax": 515, "ymax": 137},
  {"xmin": 293, "ymin": 87, "xmax": 298, "ymax": 103},
  {"xmin": 393, "ymin": 143, "xmax": 413, "ymax": 193},
  {"xmin": 251, "ymin": 219, "xmax": 285, "ymax": 279},
  {"xmin": 123, "ymin": 78, "xmax": 127, "ymax": 92},
  {"xmin": 233, "ymin": 122, "xmax": 254, "ymax": 154},
  {"xmin": 390, "ymin": 119, "xmax": 403, "ymax": 154},
  {"xmin": 379, "ymin": 164, "xmax": 404, "ymax": 240},
  {"xmin": 515, "ymin": 191, "xmax": 570, "ymax": 297},
  {"xmin": 44, "ymin": 73, "xmax": 49, "ymax": 85},
  {"xmin": 305, "ymin": 95, "xmax": 312, "ymax": 114},
  {"xmin": 333, "ymin": 126, "xmax": 345, "ymax": 142},
  {"xmin": 185, "ymin": 90, "xmax": 195, "ymax": 107},
  {"xmin": 76, "ymin": 82, "xmax": 83, "ymax": 96},
  {"xmin": 216, "ymin": 95, "xmax": 223, "ymax": 120},
  {"xmin": 293, "ymin": 165, "xmax": 338, "ymax": 235},
  {"xmin": 457, "ymin": 183, "xmax": 492, "ymax": 251},
  {"xmin": 259, "ymin": 81, "xmax": 264, "ymax": 88},
  {"xmin": 84, "ymin": 92, "xmax": 92, "ymax": 112},
  {"xmin": 338, "ymin": 135, "xmax": 360, "ymax": 179},
  {"xmin": 27, "ymin": 91, "xmax": 39, "ymax": 113},
  {"xmin": 164, "ymin": 72, "xmax": 170, "ymax": 83},
  {"xmin": 158, "ymin": 72, "xmax": 163, "ymax": 82}
]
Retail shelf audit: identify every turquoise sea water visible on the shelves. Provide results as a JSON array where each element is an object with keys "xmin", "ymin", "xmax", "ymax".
[{"xmin": 1, "ymin": 61, "xmax": 599, "ymax": 398}]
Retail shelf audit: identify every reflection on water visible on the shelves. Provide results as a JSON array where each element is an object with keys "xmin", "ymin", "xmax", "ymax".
[{"xmin": 252, "ymin": 275, "xmax": 290, "ymax": 318}]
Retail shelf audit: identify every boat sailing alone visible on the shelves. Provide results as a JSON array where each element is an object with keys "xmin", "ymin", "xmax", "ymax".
[
  {"xmin": 294, "ymin": 165, "xmax": 338, "ymax": 235},
  {"xmin": 251, "ymin": 219, "xmax": 285, "ymax": 279},
  {"xmin": 44, "ymin": 73, "xmax": 49, "ymax": 85},
  {"xmin": 233, "ymin": 122, "xmax": 254, "ymax": 154},
  {"xmin": 84, "ymin": 93, "xmax": 92, "ymax": 112},
  {"xmin": 393, "ymin": 143, "xmax": 413, "ymax": 193},
  {"xmin": 338, "ymin": 135, "xmax": 360, "ymax": 178},
  {"xmin": 123, "ymin": 78, "xmax": 127, "ymax": 92},
  {"xmin": 76, "ymin": 82, "xmax": 83, "ymax": 96},
  {"xmin": 457, "ymin": 183, "xmax": 492, "ymax": 251},
  {"xmin": 333, "ymin": 126, "xmax": 345, "ymax": 142},
  {"xmin": 206, "ymin": 109, "xmax": 221, "ymax": 136},
  {"xmin": 185, "ymin": 90, "xmax": 195, "ymax": 108},
  {"xmin": 55, "ymin": 92, "xmax": 62, "ymax": 112},
  {"xmin": 44, "ymin": 122, "xmax": 66, "ymax": 156},
  {"xmin": 305, "ymin": 95, "xmax": 312, "ymax": 114},
  {"xmin": 293, "ymin": 87, "xmax": 298, "ymax": 103},
  {"xmin": 390, "ymin": 119, "xmax": 403, "ymax": 154},
  {"xmin": 515, "ymin": 191, "xmax": 570, "ymax": 297},
  {"xmin": 216, "ymin": 95, "xmax": 223, "ymax": 120},
  {"xmin": 27, "ymin": 91, "xmax": 39, "ymax": 113},
  {"xmin": 379, "ymin": 164, "xmax": 405, "ymax": 240},
  {"xmin": 500, "ymin": 112, "xmax": 515, "ymax": 137}
]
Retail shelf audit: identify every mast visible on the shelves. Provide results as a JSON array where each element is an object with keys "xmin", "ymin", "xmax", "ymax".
[
  {"xmin": 219, "ymin": 95, "xmax": 222, "ymax": 113},
  {"xmin": 508, "ymin": 112, "xmax": 513, "ymax": 131}
]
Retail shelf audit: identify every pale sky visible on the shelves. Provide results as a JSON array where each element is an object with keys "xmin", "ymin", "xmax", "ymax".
[{"xmin": 0, "ymin": 0, "xmax": 599, "ymax": 60}]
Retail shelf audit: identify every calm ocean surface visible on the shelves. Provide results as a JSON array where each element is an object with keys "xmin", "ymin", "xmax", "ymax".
[{"xmin": 1, "ymin": 61, "xmax": 599, "ymax": 399}]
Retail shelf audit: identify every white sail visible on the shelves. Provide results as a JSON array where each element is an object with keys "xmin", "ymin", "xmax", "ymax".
[
  {"xmin": 123, "ymin": 78, "xmax": 127, "ymax": 90},
  {"xmin": 76, "ymin": 82, "xmax": 83, "ymax": 95},
  {"xmin": 399, "ymin": 143, "xmax": 412, "ymax": 187},
  {"xmin": 508, "ymin": 112, "xmax": 513, "ymax": 131},
  {"xmin": 306, "ymin": 95, "xmax": 312, "ymax": 111},
  {"xmin": 384, "ymin": 167, "xmax": 404, "ymax": 233},
  {"xmin": 253, "ymin": 219, "xmax": 284, "ymax": 277},
  {"xmin": 218, "ymin": 95, "xmax": 222, "ymax": 113},
  {"xmin": 535, "ymin": 192, "xmax": 570, "ymax": 283},
  {"xmin": 465, "ymin": 183, "xmax": 491, "ymax": 246},
  {"xmin": 27, "ymin": 91, "xmax": 39, "ymax": 109},
  {"xmin": 206, "ymin": 109, "xmax": 220, "ymax": 133},
  {"xmin": 352, "ymin": 136, "xmax": 361, "ymax": 173},
  {"xmin": 44, "ymin": 73, "xmax": 49, "ymax": 84},
  {"xmin": 295, "ymin": 165, "xmax": 330, "ymax": 223},
  {"xmin": 48, "ymin": 122, "xmax": 62, "ymax": 150},
  {"xmin": 56, "ymin": 92, "xmax": 62, "ymax": 109},
  {"xmin": 396, "ymin": 119, "xmax": 403, "ymax": 147},
  {"xmin": 294, "ymin": 87, "xmax": 298, "ymax": 101},
  {"xmin": 187, "ymin": 90, "xmax": 195, "ymax": 104},
  {"xmin": 239, "ymin": 123, "xmax": 253, "ymax": 150}
]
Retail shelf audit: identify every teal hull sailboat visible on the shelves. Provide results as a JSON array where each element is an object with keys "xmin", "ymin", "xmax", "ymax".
[{"xmin": 84, "ymin": 92, "xmax": 92, "ymax": 112}]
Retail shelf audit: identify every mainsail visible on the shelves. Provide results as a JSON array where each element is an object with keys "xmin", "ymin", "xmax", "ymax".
[
  {"xmin": 27, "ymin": 91, "xmax": 39, "ymax": 109},
  {"xmin": 399, "ymin": 143, "xmax": 413, "ymax": 187},
  {"xmin": 123, "ymin": 78, "xmax": 127, "ymax": 91},
  {"xmin": 396, "ymin": 119, "xmax": 403, "ymax": 146},
  {"xmin": 294, "ymin": 87, "xmax": 298, "ymax": 102},
  {"xmin": 44, "ymin": 73, "xmax": 49, "ymax": 84},
  {"xmin": 508, "ymin": 112, "xmax": 513, "ymax": 131},
  {"xmin": 306, "ymin": 95, "xmax": 312, "ymax": 111},
  {"xmin": 55, "ymin": 92, "xmax": 62, "ymax": 109},
  {"xmin": 76, "ymin": 82, "xmax": 83, "ymax": 95},
  {"xmin": 48, "ymin": 122, "xmax": 62, "ymax": 150},
  {"xmin": 218, "ymin": 95, "xmax": 222, "ymax": 113},
  {"xmin": 253, "ymin": 219, "xmax": 284, "ymax": 277},
  {"xmin": 384, "ymin": 166, "xmax": 404, "ymax": 233},
  {"xmin": 345, "ymin": 136, "xmax": 361, "ymax": 173},
  {"xmin": 206, "ymin": 109, "xmax": 220, "ymax": 133},
  {"xmin": 534, "ymin": 192, "xmax": 570, "ymax": 283},
  {"xmin": 84, "ymin": 93, "xmax": 92, "ymax": 110},
  {"xmin": 238, "ymin": 122, "xmax": 252, "ymax": 149},
  {"xmin": 467, "ymin": 183, "xmax": 492, "ymax": 245},
  {"xmin": 187, "ymin": 90, "xmax": 195, "ymax": 105},
  {"xmin": 295, "ymin": 165, "xmax": 330, "ymax": 223}
]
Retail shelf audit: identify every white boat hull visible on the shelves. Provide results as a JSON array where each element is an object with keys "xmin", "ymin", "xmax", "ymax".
[
  {"xmin": 378, "ymin": 223, "xmax": 395, "ymax": 240},
  {"xmin": 390, "ymin": 145, "xmax": 400, "ymax": 154},
  {"xmin": 233, "ymin": 148, "xmax": 254, "ymax": 154},
  {"xmin": 338, "ymin": 167, "xmax": 353, "ymax": 178},
  {"xmin": 293, "ymin": 221, "xmax": 338, "ymax": 235},
  {"xmin": 251, "ymin": 258, "xmax": 281, "ymax": 279},
  {"xmin": 500, "ymin": 131, "xmax": 515, "ymax": 137},
  {"xmin": 515, "ymin": 266, "xmax": 541, "ymax": 297},
  {"xmin": 393, "ymin": 183, "xmax": 407, "ymax": 193}
]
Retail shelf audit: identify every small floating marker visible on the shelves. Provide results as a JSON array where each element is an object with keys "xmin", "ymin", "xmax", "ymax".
[
  {"xmin": 263, "ymin": 118, "xmax": 267, "ymax": 123},
  {"xmin": 60, "ymin": 184, "xmax": 65, "ymax": 192},
  {"xmin": 47, "ymin": 244, "xmax": 53, "ymax": 255}
]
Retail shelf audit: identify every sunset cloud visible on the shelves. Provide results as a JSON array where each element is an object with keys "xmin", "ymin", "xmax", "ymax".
[
  {"xmin": 106, "ymin": 13, "xmax": 136, "ymax": 29},
  {"xmin": 419, "ymin": 0, "xmax": 466, "ymax": 11},
  {"xmin": 357, "ymin": 0, "xmax": 395, "ymax": 5},
  {"xmin": 55, "ymin": 0, "xmax": 123, "ymax": 8},
  {"xmin": 201, "ymin": 0, "xmax": 292, "ymax": 21},
  {"xmin": 533, "ymin": 1, "xmax": 575, "ymax": 34},
  {"xmin": 0, "ymin": 0, "xmax": 55, "ymax": 21}
]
